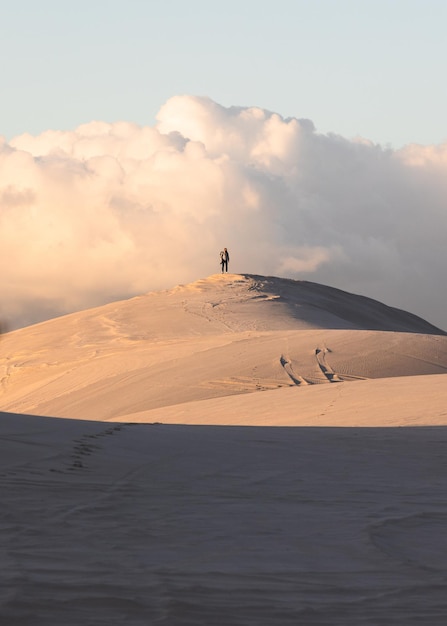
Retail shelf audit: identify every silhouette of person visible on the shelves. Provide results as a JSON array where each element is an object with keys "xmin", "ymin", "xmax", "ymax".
[{"xmin": 220, "ymin": 248, "xmax": 230, "ymax": 273}]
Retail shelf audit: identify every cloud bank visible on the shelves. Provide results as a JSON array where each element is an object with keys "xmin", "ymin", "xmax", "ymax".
[{"xmin": 1, "ymin": 95, "xmax": 447, "ymax": 330}]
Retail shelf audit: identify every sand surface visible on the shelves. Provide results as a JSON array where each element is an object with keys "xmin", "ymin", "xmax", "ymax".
[
  {"xmin": 2, "ymin": 414, "xmax": 447, "ymax": 624},
  {"xmin": 1, "ymin": 274, "xmax": 446, "ymax": 421},
  {"xmin": 1, "ymin": 274, "xmax": 447, "ymax": 624}
]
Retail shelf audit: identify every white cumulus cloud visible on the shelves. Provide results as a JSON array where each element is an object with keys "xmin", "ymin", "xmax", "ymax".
[{"xmin": 1, "ymin": 95, "xmax": 447, "ymax": 330}]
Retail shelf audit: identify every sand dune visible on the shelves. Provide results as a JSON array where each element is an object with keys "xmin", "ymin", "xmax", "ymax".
[
  {"xmin": 2, "ymin": 274, "xmax": 447, "ymax": 624},
  {"xmin": 0, "ymin": 274, "xmax": 446, "ymax": 421}
]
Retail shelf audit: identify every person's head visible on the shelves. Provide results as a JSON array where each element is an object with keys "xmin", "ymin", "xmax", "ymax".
[{"xmin": 224, "ymin": 248, "xmax": 227, "ymax": 251}]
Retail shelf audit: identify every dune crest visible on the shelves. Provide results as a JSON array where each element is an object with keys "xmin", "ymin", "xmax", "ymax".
[{"xmin": 166, "ymin": 273, "xmax": 445, "ymax": 334}]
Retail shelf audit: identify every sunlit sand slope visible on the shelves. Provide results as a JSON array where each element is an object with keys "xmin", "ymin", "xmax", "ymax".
[{"xmin": 0, "ymin": 274, "xmax": 445, "ymax": 420}]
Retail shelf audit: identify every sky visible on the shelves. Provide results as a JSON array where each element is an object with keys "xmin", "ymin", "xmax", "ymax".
[
  {"xmin": 1, "ymin": 0, "xmax": 447, "ymax": 331},
  {"xmin": 2, "ymin": 0, "xmax": 447, "ymax": 147}
]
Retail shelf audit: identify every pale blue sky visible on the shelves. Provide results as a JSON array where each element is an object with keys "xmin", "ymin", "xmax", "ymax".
[{"xmin": 2, "ymin": 0, "xmax": 447, "ymax": 147}]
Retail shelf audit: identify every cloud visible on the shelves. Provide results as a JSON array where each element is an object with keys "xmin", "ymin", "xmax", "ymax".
[{"xmin": 1, "ymin": 95, "xmax": 447, "ymax": 330}]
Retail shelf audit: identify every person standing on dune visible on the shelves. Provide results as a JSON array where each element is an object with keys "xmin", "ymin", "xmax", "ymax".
[{"xmin": 220, "ymin": 248, "xmax": 230, "ymax": 273}]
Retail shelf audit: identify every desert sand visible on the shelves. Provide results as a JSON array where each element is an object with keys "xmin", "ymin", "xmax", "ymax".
[{"xmin": 1, "ymin": 274, "xmax": 447, "ymax": 624}]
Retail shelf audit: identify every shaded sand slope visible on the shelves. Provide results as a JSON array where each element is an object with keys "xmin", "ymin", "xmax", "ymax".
[
  {"xmin": 2, "ymin": 411, "xmax": 447, "ymax": 624},
  {"xmin": 0, "ymin": 274, "xmax": 446, "ymax": 420}
]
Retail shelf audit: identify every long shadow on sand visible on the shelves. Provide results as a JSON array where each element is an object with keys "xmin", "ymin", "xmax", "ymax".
[{"xmin": 1, "ymin": 411, "xmax": 447, "ymax": 625}]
